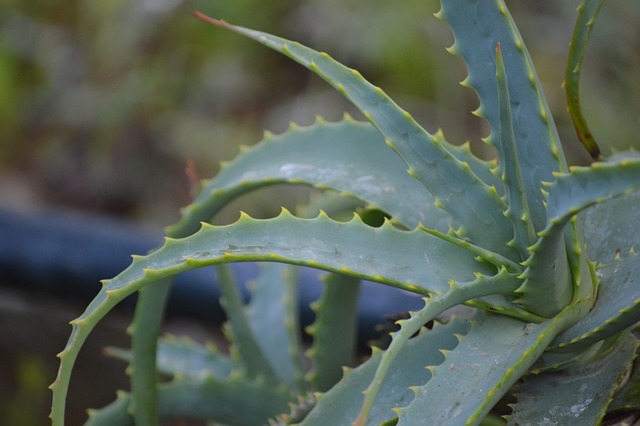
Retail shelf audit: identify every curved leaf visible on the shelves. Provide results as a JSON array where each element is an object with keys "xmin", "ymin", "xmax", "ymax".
[
  {"xmin": 126, "ymin": 116, "xmax": 457, "ymax": 423},
  {"xmin": 194, "ymin": 13, "xmax": 516, "ymax": 260},
  {"xmin": 565, "ymin": 0, "xmax": 604, "ymax": 160},
  {"xmin": 544, "ymin": 160, "xmax": 640, "ymax": 227},
  {"xmin": 51, "ymin": 212, "xmax": 492, "ymax": 424},
  {"xmin": 169, "ymin": 117, "xmax": 454, "ymax": 234}
]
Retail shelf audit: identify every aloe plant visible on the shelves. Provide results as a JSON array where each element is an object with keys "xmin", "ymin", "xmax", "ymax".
[{"xmin": 50, "ymin": 0, "xmax": 640, "ymax": 424}]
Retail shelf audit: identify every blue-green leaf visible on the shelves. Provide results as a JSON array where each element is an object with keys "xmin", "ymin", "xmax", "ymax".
[
  {"xmin": 300, "ymin": 319, "xmax": 471, "ymax": 426},
  {"xmin": 195, "ymin": 13, "xmax": 516, "ymax": 259},
  {"xmin": 51, "ymin": 212, "xmax": 493, "ymax": 425},
  {"xmin": 170, "ymin": 118, "xmax": 454, "ymax": 234},
  {"xmin": 437, "ymin": 0, "xmax": 566, "ymax": 233},
  {"xmin": 306, "ymin": 272, "xmax": 360, "ymax": 392},
  {"xmin": 517, "ymin": 159, "xmax": 640, "ymax": 317},
  {"xmin": 246, "ymin": 263, "xmax": 305, "ymax": 390},
  {"xmin": 105, "ymin": 335, "xmax": 236, "ymax": 380},
  {"xmin": 495, "ymin": 42, "xmax": 536, "ymax": 259},
  {"xmin": 552, "ymin": 252, "xmax": 640, "ymax": 352},
  {"xmin": 397, "ymin": 312, "xmax": 572, "ymax": 426},
  {"xmin": 509, "ymin": 332, "xmax": 637, "ymax": 426}
]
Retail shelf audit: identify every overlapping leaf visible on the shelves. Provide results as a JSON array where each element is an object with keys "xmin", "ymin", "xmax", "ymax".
[{"xmin": 194, "ymin": 13, "xmax": 516, "ymax": 259}]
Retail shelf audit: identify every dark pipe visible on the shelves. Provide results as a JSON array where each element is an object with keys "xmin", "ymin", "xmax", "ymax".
[{"xmin": 0, "ymin": 207, "xmax": 422, "ymax": 344}]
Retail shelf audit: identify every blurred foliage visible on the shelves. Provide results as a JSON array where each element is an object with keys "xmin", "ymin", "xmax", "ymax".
[
  {"xmin": 0, "ymin": 0, "xmax": 638, "ymax": 226},
  {"xmin": 1, "ymin": 354, "xmax": 48, "ymax": 426}
]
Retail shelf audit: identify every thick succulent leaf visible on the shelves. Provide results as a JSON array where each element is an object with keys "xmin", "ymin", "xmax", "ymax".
[
  {"xmin": 108, "ymin": 211, "xmax": 492, "ymax": 297},
  {"xmin": 396, "ymin": 312, "xmax": 573, "ymax": 426},
  {"xmin": 437, "ymin": 0, "xmax": 566, "ymax": 233},
  {"xmin": 551, "ymin": 252, "xmax": 640, "ymax": 352},
  {"xmin": 127, "ymin": 280, "xmax": 171, "ymax": 425},
  {"xmin": 169, "ymin": 117, "xmax": 453, "ymax": 234},
  {"xmin": 195, "ymin": 13, "xmax": 517, "ymax": 260},
  {"xmin": 508, "ymin": 332, "xmax": 637, "ymax": 426},
  {"xmin": 544, "ymin": 160, "xmax": 640, "ymax": 227},
  {"xmin": 85, "ymin": 393, "xmax": 132, "ymax": 426},
  {"xmin": 86, "ymin": 373, "xmax": 293, "ymax": 426},
  {"xmin": 582, "ymin": 151, "xmax": 640, "ymax": 263},
  {"xmin": 609, "ymin": 349, "xmax": 640, "ymax": 412},
  {"xmin": 105, "ymin": 335, "xmax": 236, "ymax": 380},
  {"xmin": 306, "ymin": 273, "xmax": 360, "ymax": 392},
  {"xmin": 515, "ymin": 231, "xmax": 572, "ymax": 318},
  {"xmin": 565, "ymin": 0, "xmax": 604, "ymax": 160},
  {"xmin": 299, "ymin": 319, "xmax": 471, "ymax": 426},
  {"xmin": 246, "ymin": 263, "xmax": 305, "ymax": 390},
  {"xmin": 51, "ymin": 212, "xmax": 492, "ymax": 424},
  {"xmin": 495, "ymin": 43, "xmax": 536, "ymax": 259},
  {"xmin": 583, "ymin": 191, "xmax": 640, "ymax": 264},
  {"xmin": 217, "ymin": 264, "xmax": 279, "ymax": 382},
  {"xmin": 355, "ymin": 269, "xmax": 521, "ymax": 425},
  {"xmin": 517, "ymin": 159, "xmax": 640, "ymax": 317}
]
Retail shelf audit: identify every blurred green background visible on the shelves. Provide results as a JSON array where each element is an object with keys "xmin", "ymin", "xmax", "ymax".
[{"xmin": 0, "ymin": 0, "xmax": 638, "ymax": 424}]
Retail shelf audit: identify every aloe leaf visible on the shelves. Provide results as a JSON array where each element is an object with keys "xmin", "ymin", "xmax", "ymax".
[
  {"xmin": 130, "ymin": 116, "xmax": 438, "ymax": 424},
  {"xmin": 437, "ymin": 0, "xmax": 566, "ymax": 233},
  {"xmin": 51, "ymin": 212, "xmax": 491, "ymax": 424},
  {"xmin": 355, "ymin": 269, "xmax": 521, "ymax": 426},
  {"xmin": 217, "ymin": 264, "xmax": 278, "ymax": 382},
  {"xmin": 195, "ymin": 13, "xmax": 516, "ymax": 259},
  {"xmin": 551, "ymin": 252, "xmax": 640, "ymax": 352},
  {"xmin": 544, "ymin": 160, "xmax": 640, "ymax": 227},
  {"xmin": 245, "ymin": 263, "xmax": 305, "ymax": 390},
  {"xmin": 495, "ymin": 43, "xmax": 536, "ymax": 259},
  {"xmin": 582, "ymin": 151, "xmax": 640, "ymax": 263},
  {"xmin": 86, "ymin": 392, "xmax": 132, "ymax": 426},
  {"xmin": 306, "ymin": 272, "xmax": 360, "ymax": 392},
  {"xmin": 87, "ymin": 373, "xmax": 293, "ymax": 426},
  {"xmin": 515, "ymin": 233, "xmax": 573, "ymax": 318},
  {"xmin": 609, "ymin": 350, "xmax": 640, "ymax": 412},
  {"xmin": 565, "ymin": 0, "xmax": 604, "ymax": 160},
  {"xmin": 113, "ymin": 212, "xmax": 492, "ymax": 297},
  {"xmin": 299, "ymin": 319, "xmax": 471, "ymax": 426},
  {"xmin": 123, "ymin": 116, "xmax": 453, "ymax": 425},
  {"xmin": 433, "ymin": 129, "xmax": 505, "ymax": 197},
  {"xmin": 508, "ymin": 331, "xmax": 637, "ymax": 426},
  {"xmin": 397, "ymin": 312, "xmax": 572, "ymax": 426},
  {"xmin": 583, "ymin": 191, "xmax": 640, "ymax": 264},
  {"xmin": 106, "ymin": 335, "xmax": 236, "ymax": 379},
  {"xmin": 127, "ymin": 281, "xmax": 170, "ymax": 426},
  {"xmin": 169, "ymin": 117, "xmax": 454, "ymax": 234},
  {"xmin": 517, "ymin": 159, "xmax": 640, "ymax": 317}
]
